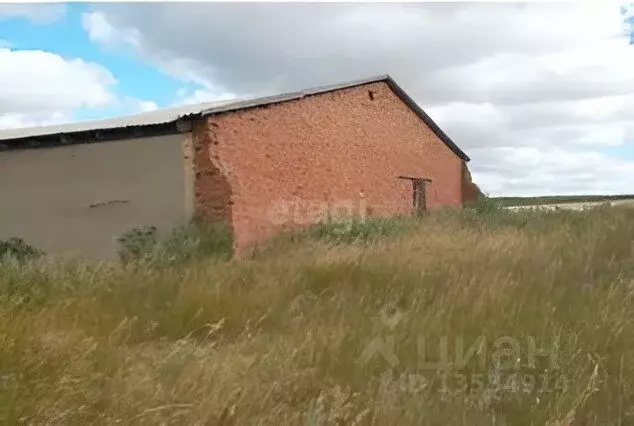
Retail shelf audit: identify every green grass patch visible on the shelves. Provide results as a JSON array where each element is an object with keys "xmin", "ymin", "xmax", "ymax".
[{"xmin": 116, "ymin": 221, "xmax": 233, "ymax": 265}]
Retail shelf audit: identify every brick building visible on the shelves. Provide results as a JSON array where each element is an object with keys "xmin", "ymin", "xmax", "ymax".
[{"xmin": 0, "ymin": 75, "xmax": 479, "ymax": 258}]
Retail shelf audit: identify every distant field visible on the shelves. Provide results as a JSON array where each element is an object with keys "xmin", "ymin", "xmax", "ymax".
[{"xmin": 494, "ymin": 194, "xmax": 634, "ymax": 207}]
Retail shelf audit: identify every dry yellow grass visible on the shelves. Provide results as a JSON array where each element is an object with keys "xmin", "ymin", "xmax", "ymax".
[{"xmin": 1, "ymin": 205, "xmax": 634, "ymax": 424}]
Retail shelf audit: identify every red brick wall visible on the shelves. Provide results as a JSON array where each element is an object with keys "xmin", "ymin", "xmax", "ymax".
[
  {"xmin": 461, "ymin": 162, "xmax": 483, "ymax": 205},
  {"xmin": 192, "ymin": 121, "xmax": 232, "ymax": 225},
  {"xmin": 194, "ymin": 82, "xmax": 471, "ymax": 252}
]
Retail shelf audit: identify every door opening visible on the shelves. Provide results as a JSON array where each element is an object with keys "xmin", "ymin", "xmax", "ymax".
[{"xmin": 398, "ymin": 176, "xmax": 432, "ymax": 216}]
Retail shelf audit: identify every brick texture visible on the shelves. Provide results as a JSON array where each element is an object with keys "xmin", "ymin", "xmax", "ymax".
[
  {"xmin": 461, "ymin": 162, "xmax": 483, "ymax": 205},
  {"xmin": 192, "ymin": 121, "xmax": 233, "ymax": 226},
  {"xmin": 193, "ymin": 82, "xmax": 476, "ymax": 253}
]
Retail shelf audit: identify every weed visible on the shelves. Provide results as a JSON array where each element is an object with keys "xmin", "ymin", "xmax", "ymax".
[
  {"xmin": 0, "ymin": 237, "xmax": 44, "ymax": 262},
  {"xmin": 115, "ymin": 222, "xmax": 233, "ymax": 265}
]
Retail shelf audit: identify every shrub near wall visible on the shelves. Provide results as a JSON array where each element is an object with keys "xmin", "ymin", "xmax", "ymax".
[
  {"xmin": 0, "ymin": 238, "xmax": 43, "ymax": 262},
  {"xmin": 116, "ymin": 222, "xmax": 233, "ymax": 264}
]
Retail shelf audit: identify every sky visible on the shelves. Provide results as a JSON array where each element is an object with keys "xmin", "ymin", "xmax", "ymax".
[{"xmin": 1, "ymin": 2, "xmax": 634, "ymax": 197}]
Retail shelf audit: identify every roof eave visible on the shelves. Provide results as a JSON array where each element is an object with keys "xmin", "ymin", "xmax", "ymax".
[{"xmin": 0, "ymin": 120, "xmax": 189, "ymax": 151}]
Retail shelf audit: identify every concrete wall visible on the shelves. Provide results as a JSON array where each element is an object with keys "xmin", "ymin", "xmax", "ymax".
[
  {"xmin": 193, "ymin": 81, "xmax": 468, "ymax": 252},
  {"xmin": 0, "ymin": 134, "xmax": 190, "ymax": 259}
]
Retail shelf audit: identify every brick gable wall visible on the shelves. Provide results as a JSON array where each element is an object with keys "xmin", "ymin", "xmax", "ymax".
[{"xmin": 193, "ymin": 82, "xmax": 473, "ymax": 253}]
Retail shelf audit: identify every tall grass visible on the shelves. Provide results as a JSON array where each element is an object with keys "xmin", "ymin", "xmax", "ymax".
[{"xmin": 1, "ymin": 205, "xmax": 634, "ymax": 424}]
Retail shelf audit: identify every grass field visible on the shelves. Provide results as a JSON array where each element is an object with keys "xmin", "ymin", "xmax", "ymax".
[
  {"xmin": 2, "ymin": 203, "xmax": 634, "ymax": 424},
  {"xmin": 494, "ymin": 194, "xmax": 634, "ymax": 207}
]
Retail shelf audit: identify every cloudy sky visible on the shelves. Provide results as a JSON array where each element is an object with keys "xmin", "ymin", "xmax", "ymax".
[{"xmin": 1, "ymin": 2, "xmax": 634, "ymax": 196}]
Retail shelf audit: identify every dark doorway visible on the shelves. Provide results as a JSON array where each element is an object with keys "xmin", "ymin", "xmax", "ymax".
[{"xmin": 398, "ymin": 176, "xmax": 432, "ymax": 216}]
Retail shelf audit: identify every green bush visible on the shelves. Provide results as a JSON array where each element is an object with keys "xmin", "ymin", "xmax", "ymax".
[
  {"xmin": 470, "ymin": 195, "xmax": 504, "ymax": 215},
  {"xmin": 459, "ymin": 196, "xmax": 536, "ymax": 230},
  {"xmin": 307, "ymin": 216, "xmax": 416, "ymax": 244},
  {"xmin": 115, "ymin": 225, "xmax": 159, "ymax": 263},
  {"xmin": 116, "ymin": 222, "xmax": 233, "ymax": 264},
  {"xmin": 156, "ymin": 222, "xmax": 233, "ymax": 263},
  {"xmin": 0, "ymin": 238, "xmax": 44, "ymax": 262},
  {"xmin": 266, "ymin": 215, "xmax": 418, "ymax": 248}
]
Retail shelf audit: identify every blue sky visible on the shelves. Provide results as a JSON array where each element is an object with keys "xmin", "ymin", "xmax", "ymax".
[{"xmin": 0, "ymin": 3, "xmax": 201, "ymax": 121}]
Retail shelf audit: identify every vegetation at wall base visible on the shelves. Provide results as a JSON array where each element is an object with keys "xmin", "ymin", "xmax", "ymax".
[
  {"xmin": 115, "ymin": 221, "xmax": 233, "ymax": 265},
  {"xmin": 2, "ymin": 205, "xmax": 634, "ymax": 424},
  {"xmin": 115, "ymin": 225, "xmax": 159, "ymax": 263},
  {"xmin": 0, "ymin": 237, "xmax": 44, "ymax": 262}
]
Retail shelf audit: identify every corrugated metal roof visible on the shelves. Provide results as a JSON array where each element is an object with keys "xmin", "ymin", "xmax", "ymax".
[
  {"xmin": 196, "ymin": 75, "xmax": 394, "ymax": 118},
  {"xmin": 0, "ymin": 74, "xmax": 470, "ymax": 161},
  {"xmin": 0, "ymin": 99, "xmax": 238, "ymax": 141},
  {"xmin": 0, "ymin": 75, "xmax": 389, "ymax": 143}
]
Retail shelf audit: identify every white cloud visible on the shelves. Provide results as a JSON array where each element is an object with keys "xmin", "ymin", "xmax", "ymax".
[
  {"xmin": 81, "ymin": 3, "xmax": 631, "ymax": 93},
  {"xmin": 428, "ymin": 92, "xmax": 634, "ymax": 150},
  {"xmin": 472, "ymin": 146, "xmax": 634, "ymax": 197},
  {"xmin": 82, "ymin": 11, "xmax": 228, "ymax": 92},
  {"xmin": 0, "ymin": 112, "xmax": 68, "ymax": 130},
  {"xmin": 132, "ymin": 99, "xmax": 159, "ymax": 113},
  {"xmin": 81, "ymin": 10, "xmax": 140, "ymax": 49},
  {"xmin": 0, "ymin": 46, "xmax": 168, "ymax": 131},
  {"xmin": 426, "ymin": 38, "xmax": 634, "ymax": 105},
  {"xmin": 0, "ymin": 48, "xmax": 117, "ymax": 129},
  {"xmin": 173, "ymin": 88, "xmax": 238, "ymax": 106},
  {"xmin": 0, "ymin": 4, "xmax": 66, "ymax": 24}
]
